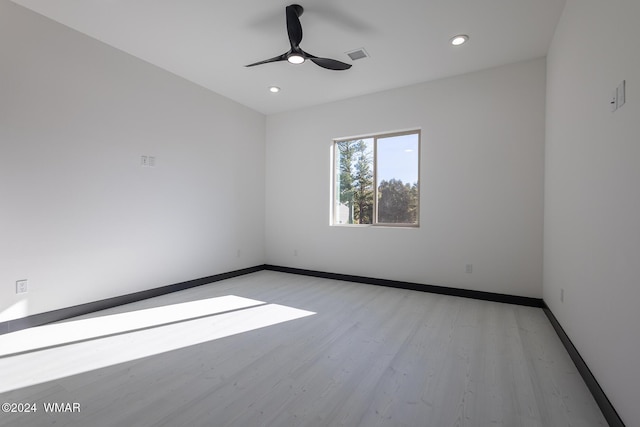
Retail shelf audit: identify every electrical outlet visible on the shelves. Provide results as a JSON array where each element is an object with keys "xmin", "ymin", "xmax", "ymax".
[
  {"xmin": 141, "ymin": 155, "xmax": 149, "ymax": 166},
  {"xmin": 293, "ymin": 249, "xmax": 298, "ymax": 256},
  {"xmin": 236, "ymin": 249, "xmax": 242, "ymax": 258},
  {"xmin": 16, "ymin": 280, "xmax": 28, "ymax": 294},
  {"xmin": 465, "ymin": 264, "xmax": 473, "ymax": 274}
]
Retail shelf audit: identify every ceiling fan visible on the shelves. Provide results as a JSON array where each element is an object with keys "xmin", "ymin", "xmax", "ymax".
[{"xmin": 245, "ymin": 4, "xmax": 352, "ymax": 71}]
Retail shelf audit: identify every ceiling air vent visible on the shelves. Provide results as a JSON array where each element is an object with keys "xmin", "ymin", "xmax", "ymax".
[{"xmin": 346, "ymin": 48, "xmax": 369, "ymax": 61}]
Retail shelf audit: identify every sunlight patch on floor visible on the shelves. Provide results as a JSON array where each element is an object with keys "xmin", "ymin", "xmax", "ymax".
[
  {"xmin": 0, "ymin": 295, "xmax": 264, "ymax": 357},
  {"xmin": 0, "ymin": 297, "xmax": 315, "ymax": 393}
]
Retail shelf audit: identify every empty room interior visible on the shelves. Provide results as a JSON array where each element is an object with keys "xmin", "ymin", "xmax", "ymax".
[{"xmin": 1, "ymin": 0, "xmax": 638, "ymax": 426}]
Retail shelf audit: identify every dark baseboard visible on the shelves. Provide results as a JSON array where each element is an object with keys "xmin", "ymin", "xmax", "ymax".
[
  {"xmin": 542, "ymin": 304, "xmax": 625, "ymax": 427},
  {"xmin": 0, "ymin": 265, "xmax": 264, "ymax": 335},
  {"xmin": 1, "ymin": 264, "xmax": 543, "ymax": 336},
  {"xmin": 264, "ymin": 264, "xmax": 544, "ymax": 308}
]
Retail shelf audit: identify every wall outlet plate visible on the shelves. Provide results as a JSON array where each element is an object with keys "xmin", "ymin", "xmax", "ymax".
[{"xmin": 16, "ymin": 279, "xmax": 28, "ymax": 294}]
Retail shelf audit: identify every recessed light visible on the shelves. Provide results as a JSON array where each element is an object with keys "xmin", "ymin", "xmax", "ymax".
[
  {"xmin": 450, "ymin": 34, "xmax": 469, "ymax": 46},
  {"xmin": 269, "ymin": 86, "xmax": 280, "ymax": 93}
]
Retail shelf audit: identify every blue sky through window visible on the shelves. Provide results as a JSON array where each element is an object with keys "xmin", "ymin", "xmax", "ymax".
[{"xmin": 377, "ymin": 133, "xmax": 419, "ymax": 186}]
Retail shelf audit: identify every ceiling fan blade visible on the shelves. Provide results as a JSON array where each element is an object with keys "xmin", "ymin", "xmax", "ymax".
[
  {"xmin": 286, "ymin": 4, "xmax": 303, "ymax": 47},
  {"xmin": 310, "ymin": 57, "xmax": 352, "ymax": 70},
  {"xmin": 245, "ymin": 53, "xmax": 287, "ymax": 67}
]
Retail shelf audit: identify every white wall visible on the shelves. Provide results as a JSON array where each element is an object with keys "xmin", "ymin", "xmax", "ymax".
[
  {"xmin": 0, "ymin": 1, "xmax": 265, "ymax": 322},
  {"xmin": 544, "ymin": 1, "xmax": 640, "ymax": 425},
  {"xmin": 266, "ymin": 58, "xmax": 546, "ymax": 298}
]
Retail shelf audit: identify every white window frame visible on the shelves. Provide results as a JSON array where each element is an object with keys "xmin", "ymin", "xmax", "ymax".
[{"xmin": 331, "ymin": 129, "xmax": 420, "ymax": 227}]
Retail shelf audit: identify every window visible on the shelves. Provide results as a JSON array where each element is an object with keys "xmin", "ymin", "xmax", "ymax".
[{"xmin": 332, "ymin": 130, "xmax": 420, "ymax": 226}]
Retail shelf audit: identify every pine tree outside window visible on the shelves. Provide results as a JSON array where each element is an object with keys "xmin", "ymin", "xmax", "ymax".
[{"xmin": 332, "ymin": 130, "xmax": 420, "ymax": 227}]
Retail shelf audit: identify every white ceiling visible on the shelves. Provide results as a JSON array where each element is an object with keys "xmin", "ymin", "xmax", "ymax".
[{"xmin": 11, "ymin": 0, "xmax": 566, "ymax": 115}]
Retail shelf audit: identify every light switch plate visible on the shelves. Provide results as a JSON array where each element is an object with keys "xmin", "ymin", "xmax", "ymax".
[
  {"xmin": 617, "ymin": 80, "xmax": 626, "ymax": 109},
  {"xmin": 611, "ymin": 88, "xmax": 618, "ymax": 112}
]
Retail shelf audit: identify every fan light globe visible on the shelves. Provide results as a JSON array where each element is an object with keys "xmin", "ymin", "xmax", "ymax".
[{"xmin": 287, "ymin": 54, "xmax": 305, "ymax": 64}]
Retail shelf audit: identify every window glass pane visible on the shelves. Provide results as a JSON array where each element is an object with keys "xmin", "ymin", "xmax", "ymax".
[
  {"xmin": 376, "ymin": 134, "xmax": 419, "ymax": 224},
  {"xmin": 334, "ymin": 138, "xmax": 374, "ymax": 224}
]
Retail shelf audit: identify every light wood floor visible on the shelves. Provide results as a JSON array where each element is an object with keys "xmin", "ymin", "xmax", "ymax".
[{"xmin": 0, "ymin": 271, "xmax": 607, "ymax": 426}]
